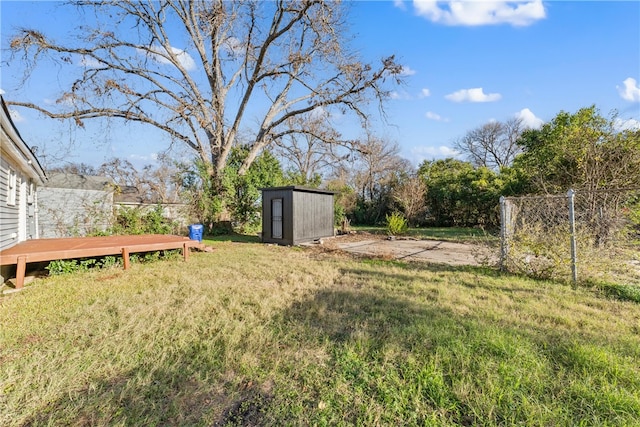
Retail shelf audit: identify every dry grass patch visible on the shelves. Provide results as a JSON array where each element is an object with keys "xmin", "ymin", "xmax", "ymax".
[{"xmin": 1, "ymin": 240, "xmax": 639, "ymax": 425}]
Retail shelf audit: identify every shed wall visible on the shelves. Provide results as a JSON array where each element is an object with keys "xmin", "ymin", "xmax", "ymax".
[
  {"xmin": 292, "ymin": 191, "xmax": 334, "ymax": 244},
  {"xmin": 261, "ymin": 189, "xmax": 294, "ymax": 245},
  {"xmin": 262, "ymin": 187, "xmax": 334, "ymax": 245}
]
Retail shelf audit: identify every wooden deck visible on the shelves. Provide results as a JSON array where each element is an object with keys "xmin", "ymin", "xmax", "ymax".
[{"xmin": 0, "ymin": 235, "xmax": 201, "ymax": 289}]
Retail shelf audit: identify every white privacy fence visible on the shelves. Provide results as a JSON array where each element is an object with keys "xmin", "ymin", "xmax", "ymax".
[{"xmin": 500, "ymin": 189, "xmax": 640, "ymax": 284}]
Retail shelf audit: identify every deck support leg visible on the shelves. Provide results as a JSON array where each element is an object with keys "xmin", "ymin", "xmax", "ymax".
[
  {"xmin": 122, "ymin": 248, "xmax": 130, "ymax": 270},
  {"xmin": 16, "ymin": 256, "xmax": 26, "ymax": 289},
  {"xmin": 183, "ymin": 243, "xmax": 189, "ymax": 262}
]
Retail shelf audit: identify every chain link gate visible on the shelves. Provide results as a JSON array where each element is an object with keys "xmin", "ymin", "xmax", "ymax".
[{"xmin": 500, "ymin": 189, "xmax": 640, "ymax": 284}]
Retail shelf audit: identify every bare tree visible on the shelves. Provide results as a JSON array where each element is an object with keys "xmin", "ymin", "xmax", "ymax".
[
  {"xmin": 7, "ymin": 0, "xmax": 403, "ymax": 200},
  {"xmin": 97, "ymin": 158, "xmax": 139, "ymax": 188},
  {"xmin": 454, "ymin": 117, "xmax": 525, "ymax": 169},
  {"xmin": 333, "ymin": 134, "xmax": 410, "ymax": 223},
  {"xmin": 47, "ymin": 162, "xmax": 98, "ymax": 176},
  {"xmin": 139, "ymin": 155, "xmax": 183, "ymax": 203},
  {"xmin": 274, "ymin": 112, "xmax": 352, "ymax": 184},
  {"xmin": 353, "ymin": 135, "xmax": 408, "ymax": 202},
  {"xmin": 392, "ymin": 176, "xmax": 427, "ymax": 226}
]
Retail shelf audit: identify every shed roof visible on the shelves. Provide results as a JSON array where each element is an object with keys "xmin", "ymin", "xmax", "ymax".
[
  {"xmin": 261, "ymin": 185, "xmax": 336, "ymax": 195},
  {"xmin": 44, "ymin": 173, "xmax": 113, "ymax": 191}
]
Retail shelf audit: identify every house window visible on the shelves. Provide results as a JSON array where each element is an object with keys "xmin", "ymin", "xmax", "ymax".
[
  {"xmin": 6, "ymin": 169, "xmax": 17, "ymax": 206},
  {"xmin": 272, "ymin": 198, "xmax": 283, "ymax": 239}
]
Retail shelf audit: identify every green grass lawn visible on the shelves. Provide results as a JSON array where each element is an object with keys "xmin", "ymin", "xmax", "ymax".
[{"xmin": 1, "ymin": 240, "xmax": 639, "ymax": 425}]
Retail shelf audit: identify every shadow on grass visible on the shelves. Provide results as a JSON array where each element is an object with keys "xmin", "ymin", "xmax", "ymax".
[
  {"xmin": 19, "ymin": 346, "xmax": 230, "ymax": 426},
  {"xmin": 272, "ymin": 287, "xmax": 479, "ymax": 425},
  {"xmin": 19, "ymin": 339, "xmax": 275, "ymax": 426},
  {"xmin": 270, "ymin": 271, "xmax": 640, "ymax": 425}
]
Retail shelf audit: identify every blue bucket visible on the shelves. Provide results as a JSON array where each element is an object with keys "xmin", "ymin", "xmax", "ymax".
[{"xmin": 188, "ymin": 224, "xmax": 204, "ymax": 242}]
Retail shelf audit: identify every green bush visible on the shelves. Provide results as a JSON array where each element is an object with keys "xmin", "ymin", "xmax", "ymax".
[
  {"xmin": 110, "ymin": 205, "xmax": 177, "ymax": 235},
  {"xmin": 46, "ymin": 259, "xmax": 81, "ymax": 276},
  {"xmin": 386, "ymin": 212, "xmax": 408, "ymax": 236},
  {"xmin": 45, "ymin": 251, "xmax": 174, "ymax": 276}
]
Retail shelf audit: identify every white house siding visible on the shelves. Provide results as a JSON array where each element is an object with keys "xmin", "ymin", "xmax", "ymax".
[
  {"xmin": 1, "ymin": 96, "xmax": 47, "ymax": 284},
  {"xmin": 38, "ymin": 187, "xmax": 114, "ymax": 238},
  {"xmin": 0, "ymin": 156, "xmax": 21, "ymax": 250}
]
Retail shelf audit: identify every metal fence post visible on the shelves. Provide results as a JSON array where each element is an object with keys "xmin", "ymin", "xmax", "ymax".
[
  {"xmin": 567, "ymin": 189, "xmax": 578, "ymax": 283},
  {"xmin": 500, "ymin": 196, "xmax": 508, "ymax": 271}
]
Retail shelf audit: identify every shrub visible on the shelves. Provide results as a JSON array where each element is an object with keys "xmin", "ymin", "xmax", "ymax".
[
  {"xmin": 46, "ymin": 259, "xmax": 81, "ymax": 276},
  {"xmin": 386, "ymin": 212, "xmax": 408, "ymax": 236},
  {"xmin": 110, "ymin": 205, "xmax": 177, "ymax": 235},
  {"xmin": 45, "ymin": 251, "xmax": 173, "ymax": 277}
]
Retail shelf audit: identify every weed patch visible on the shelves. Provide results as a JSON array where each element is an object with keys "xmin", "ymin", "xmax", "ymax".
[{"xmin": 591, "ymin": 280, "xmax": 640, "ymax": 303}]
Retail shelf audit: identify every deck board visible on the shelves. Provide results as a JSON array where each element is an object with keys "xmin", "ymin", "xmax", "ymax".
[{"xmin": 0, "ymin": 235, "xmax": 201, "ymax": 288}]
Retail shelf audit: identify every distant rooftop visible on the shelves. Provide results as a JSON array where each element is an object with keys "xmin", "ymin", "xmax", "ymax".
[{"xmin": 44, "ymin": 173, "xmax": 113, "ymax": 191}]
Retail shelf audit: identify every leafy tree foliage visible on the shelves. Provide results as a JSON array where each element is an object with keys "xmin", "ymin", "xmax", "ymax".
[
  {"xmin": 515, "ymin": 106, "xmax": 640, "ymax": 193},
  {"xmin": 177, "ymin": 147, "xmax": 284, "ymax": 233},
  {"xmin": 223, "ymin": 147, "xmax": 285, "ymax": 232},
  {"xmin": 326, "ymin": 176, "xmax": 357, "ymax": 227},
  {"xmin": 418, "ymin": 159, "xmax": 515, "ymax": 228},
  {"xmin": 110, "ymin": 205, "xmax": 176, "ymax": 235}
]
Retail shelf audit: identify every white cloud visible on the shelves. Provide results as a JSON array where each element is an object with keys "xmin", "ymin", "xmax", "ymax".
[
  {"xmin": 309, "ymin": 106, "xmax": 329, "ymax": 120},
  {"xmin": 425, "ymin": 111, "xmax": 449, "ymax": 122},
  {"xmin": 394, "ymin": 0, "xmax": 407, "ymax": 10},
  {"xmin": 0, "ymin": 88, "xmax": 5, "ymax": 95},
  {"xmin": 399, "ymin": 66, "xmax": 417, "ymax": 76},
  {"xmin": 445, "ymin": 87, "xmax": 501, "ymax": 103},
  {"xmin": 614, "ymin": 117, "xmax": 640, "ymax": 131},
  {"xmin": 412, "ymin": 0, "xmax": 546, "ymax": 27},
  {"xmin": 223, "ymin": 37, "xmax": 244, "ymax": 56},
  {"xmin": 410, "ymin": 145, "xmax": 461, "ymax": 165},
  {"xmin": 516, "ymin": 108, "xmax": 543, "ymax": 129},
  {"xmin": 390, "ymin": 90, "xmax": 412, "ymax": 100},
  {"xmin": 411, "ymin": 145, "xmax": 460, "ymax": 162},
  {"xmin": 419, "ymin": 88, "xmax": 431, "ymax": 98},
  {"xmin": 617, "ymin": 77, "xmax": 640, "ymax": 102},
  {"xmin": 128, "ymin": 152, "xmax": 158, "ymax": 162},
  {"xmin": 46, "ymin": 93, "xmax": 77, "ymax": 107},
  {"xmin": 141, "ymin": 45, "xmax": 196, "ymax": 71},
  {"xmin": 9, "ymin": 109, "xmax": 25, "ymax": 123},
  {"xmin": 78, "ymin": 56, "xmax": 102, "ymax": 68}
]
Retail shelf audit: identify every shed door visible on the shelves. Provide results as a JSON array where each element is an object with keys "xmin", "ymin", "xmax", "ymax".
[{"xmin": 272, "ymin": 198, "xmax": 283, "ymax": 239}]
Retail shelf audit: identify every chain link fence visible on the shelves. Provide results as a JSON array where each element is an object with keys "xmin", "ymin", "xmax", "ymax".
[{"xmin": 500, "ymin": 189, "xmax": 640, "ymax": 285}]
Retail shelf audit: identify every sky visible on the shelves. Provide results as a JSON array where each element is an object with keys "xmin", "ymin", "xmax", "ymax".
[{"xmin": 1, "ymin": 0, "xmax": 639, "ymax": 171}]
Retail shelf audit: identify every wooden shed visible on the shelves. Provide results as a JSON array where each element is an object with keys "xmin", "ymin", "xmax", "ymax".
[{"xmin": 261, "ymin": 186, "xmax": 335, "ymax": 246}]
